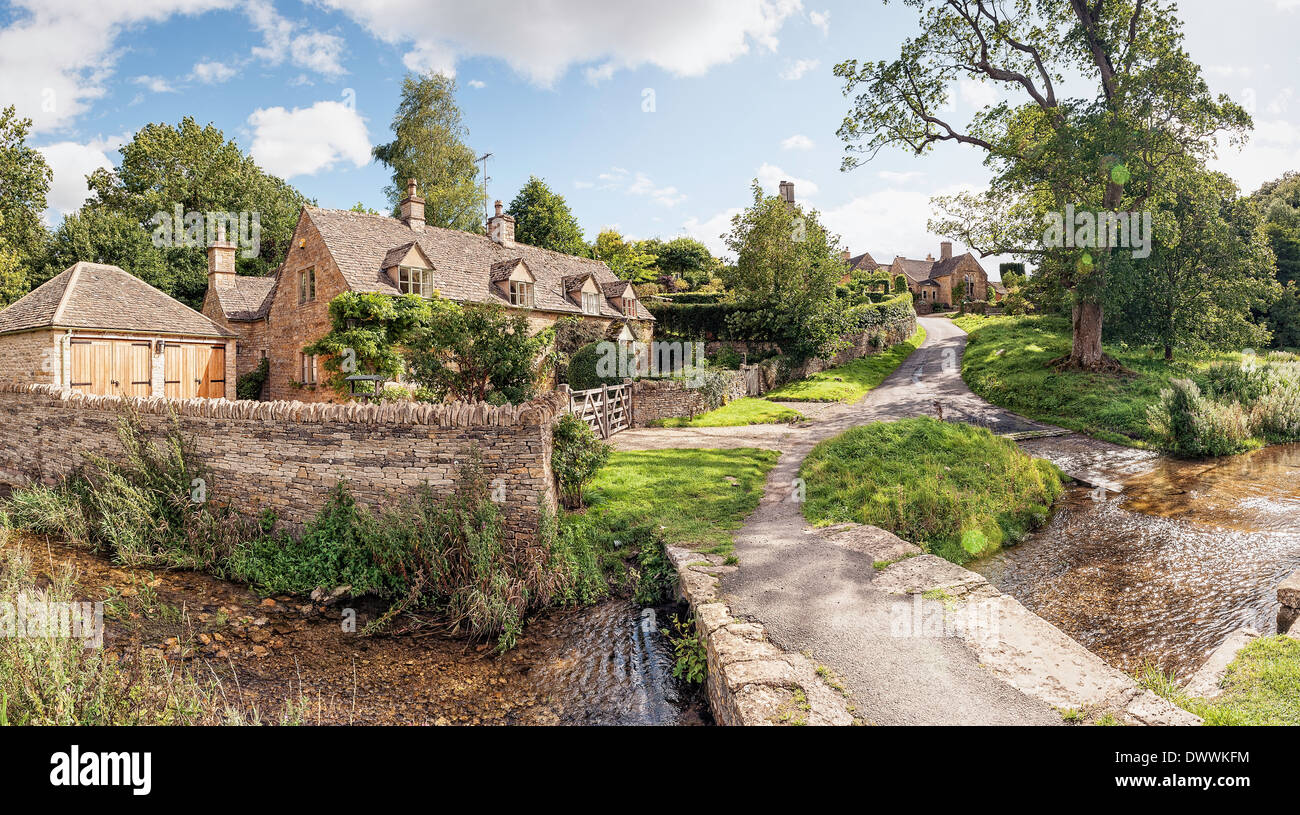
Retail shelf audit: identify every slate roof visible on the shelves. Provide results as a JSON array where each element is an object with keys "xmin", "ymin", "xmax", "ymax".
[
  {"xmin": 0, "ymin": 263, "xmax": 234, "ymax": 338},
  {"xmin": 846, "ymin": 251, "xmax": 882, "ymax": 272},
  {"xmin": 303, "ymin": 207, "xmax": 654, "ymax": 321},
  {"xmin": 890, "ymin": 252, "xmax": 986, "ymax": 283},
  {"xmin": 211, "ymin": 276, "xmax": 276, "ymax": 322}
]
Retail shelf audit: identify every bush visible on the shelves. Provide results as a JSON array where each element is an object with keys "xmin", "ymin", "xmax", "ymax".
[
  {"xmin": 236, "ymin": 357, "xmax": 270, "ymax": 401},
  {"xmin": 552, "ymin": 414, "xmax": 612, "ymax": 509},
  {"xmin": 1147, "ymin": 379, "xmax": 1254, "ymax": 457},
  {"xmin": 565, "ymin": 341, "xmax": 624, "ymax": 391}
]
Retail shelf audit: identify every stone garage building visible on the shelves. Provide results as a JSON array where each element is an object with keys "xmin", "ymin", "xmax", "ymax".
[{"xmin": 0, "ymin": 262, "xmax": 237, "ymax": 399}]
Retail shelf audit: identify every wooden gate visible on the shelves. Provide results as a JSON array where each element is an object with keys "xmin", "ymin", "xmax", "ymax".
[
  {"xmin": 70, "ymin": 339, "xmax": 152, "ymax": 396},
  {"xmin": 163, "ymin": 343, "xmax": 226, "ymax": 399},
  {"xmin": 568, "ymin": 383, "xmax": 631, "ymax": 439}
]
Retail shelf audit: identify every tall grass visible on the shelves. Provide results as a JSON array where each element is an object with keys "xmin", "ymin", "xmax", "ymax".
[
  {"xmin": 2, "ymin": 405, "xmax": 611, "ymax": 651},
  {"xmin": 1148, "ymin": 355, "xmax": 1300, "ymax": 457}
]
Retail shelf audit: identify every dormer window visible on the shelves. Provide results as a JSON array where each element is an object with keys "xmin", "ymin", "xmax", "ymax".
[
  {"xmin": 582, "ymin": 291, "xmax": 601, "ymax": 314},
  {"xmin": 509, "ymin": 280, "xmax": 535, "ymax": 308},
  {"xmin": 398, "ymin": 266, "xmax": 434, "ymax": 297}
]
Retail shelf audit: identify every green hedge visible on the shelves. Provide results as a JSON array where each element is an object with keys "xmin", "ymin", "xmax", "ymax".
[
  {"xmin": 844, "ymin": 291, "xmax": 915, "ymax": 332},
  {"xmin": 644, "ymin": 299, "xmax": 759, "ymax": 339}
]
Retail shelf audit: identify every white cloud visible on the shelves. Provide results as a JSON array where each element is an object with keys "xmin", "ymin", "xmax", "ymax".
[
  {"xmin": 779, "ymin": 58, "xmax": 819, "ymax": 81},
  {"xmin": 682, "ymin": 207, "xmax": 742, "ymax": 257},
  {"xmin": 192, "ymin": 59, "xmax": 236, "ymax": 83},
  {"xmin": 467, "ymin": 79, "xmax": 486, "ymax": 89},
  {"xmin": 959, "ymin": 78, "xmax": 997, "ymax": 110},
  {"xmin": 820, "ymin": 183, "xmax": 988, "ymax": 271},
  {"xmin": 132, "ymin": 74, "xmax": 177, "ymax": 93},
  {"xmin": 1205, "ymin": 65, "xmax": 1255, "ymax": 78},
  {"xmin": 315, "ymin": 0, "xmax": 802, "ymax": 86},
  {"xmin": 38, "ymin": 135, "xmax": 125, "ymax": 219},
  {"xmin": 247, "ymin": 101, "xmax": 371, "ymax": 178},
  {"xmin": 583, "ymin": 166, "xmax": 685, "ymax": 206},
  {"xmin": 781, "ymin": 133, "xmax": 814, "ymax": 151},
  {"xmin": 1212, "ymin": 118, "xmax": 1300, "ymax": 192},
  {"xmin": 0, "ymin": 0, "xmax": 232, "ymax": 132},
  {"xmin": 809, "ymin": 9, "xmax": 830, "ymax": 35},
  {"xmin": 756, "ymin": 162, "xmax": 819, "ymax": 197},
  {"xmin": 877, "ymin": 170, "xmax": 924, "ymax": 184},
  {"xmin": 246, "ymin": 0, "xmax": 346, "ymax": 78},
  {"xmin": 1267, "ymin": 88, "xmax": 1294, "ymax": 116}
]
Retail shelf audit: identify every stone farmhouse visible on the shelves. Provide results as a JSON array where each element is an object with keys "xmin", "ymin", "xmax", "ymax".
[
  {"xmin": 204, "ymin": 180, "xmax": 655, "ymax": 403},
  {"xmin": 0, "ymin": 262, "xmax": 236, "ymax": 399},
  {"xmin": 841, "ymin": 241, "xmax": 1003, "ymax": 313}
]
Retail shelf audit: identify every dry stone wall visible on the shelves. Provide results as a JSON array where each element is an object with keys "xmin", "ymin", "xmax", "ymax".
[{"xmin": 0, "ymin": 383, "xmax": 563, "ymax": 543}]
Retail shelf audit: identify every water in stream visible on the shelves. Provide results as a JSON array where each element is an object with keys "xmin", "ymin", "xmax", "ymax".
[
  {"xmin": 6, "ymin": 536, "xmax": 709, "ymax": 725},
  {"xmin": 970, "ymin": 443, "xmax": 1300, "ymax": 677}
]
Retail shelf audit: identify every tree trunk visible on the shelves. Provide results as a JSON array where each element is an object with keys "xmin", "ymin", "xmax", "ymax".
[
  {"xmin": 1067, "ymin": 300, "xmax": 1105, "ymax": 369},
  {"xmin": 1164, "ymin": 345, "xmax": 1174, "ymax": 362}
]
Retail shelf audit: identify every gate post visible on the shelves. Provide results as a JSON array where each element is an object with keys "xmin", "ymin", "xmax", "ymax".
[{"xmin": 600, "ymin": 383, "xmax": 610, "ymax": 438}]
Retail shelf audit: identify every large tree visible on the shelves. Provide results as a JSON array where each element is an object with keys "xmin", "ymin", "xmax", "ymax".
[
  {"xmin": 1106, "ymin": 167, "xmax": 1276, "ymax": 359},
  {"xmin": 508, "ymin": 176, "xmax": 586, "ymax": 255},
  {"xmin": 836, "ymin": 0, "xmax": 1249, "ymax": 371},
  {"xmin": 594, "ymin": 229, "xmax": 658, "ymax": 282},
  {"xmin": 84, "ymin": 117, "xmax": 311, "ymax": 305},
  {"xmin": 42, "ymin": 208, "xmax": 172, "ymax": 293},
  {"xmin": 722, "ymin": 181, "xmax": 848, "ymax": 361},
  {"xmin": 0, "ymin": 106, "xmax": 52, "ymax": 298},
  {"xmin": 372, "ymin": 73, "xmax": 482, "ymax": 233}
]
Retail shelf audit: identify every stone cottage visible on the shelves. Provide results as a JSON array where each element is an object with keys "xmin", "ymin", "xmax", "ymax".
[
  {"xmin": 204, "ymin": 180, "xmax": 655, "ymax": 403},
  {"xmin": 839, "ymin": 241, "xmax": 993, "ymax": 313},
  {"xmin": 0, "ymin": 262, "xmax": 236, "ymax": 399}
]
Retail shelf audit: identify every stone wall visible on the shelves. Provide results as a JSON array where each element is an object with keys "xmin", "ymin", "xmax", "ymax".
[
  {"xmin": 0, "ymin": 328, "xmax": 59, "ymax": 386},
  {"xmin": 0, "ymin": 383, "xmax": 564, "ymax": 544},
  {"xmin": 630, "ymin": 368, "xmax": 751, "ymax": 426},
  {"xmin": 667, "ymin": 545, "xmax": 856, "ymax": 726}
]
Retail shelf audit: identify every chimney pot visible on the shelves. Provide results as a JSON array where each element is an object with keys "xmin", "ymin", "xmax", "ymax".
[
  {"xmin": 926, "ymin": 253, "xmax": 934, "ymax": 261},
  {"xmin": 487, "ymin": 201, "xmax": 515, "ymax": 248},
  {"xmin": 206, "ymin": 222, "xmax": 237, "ymax": 289},
  {"xmin": 400, "ymin": 179, "xmax": 426, "ymax": 232}
]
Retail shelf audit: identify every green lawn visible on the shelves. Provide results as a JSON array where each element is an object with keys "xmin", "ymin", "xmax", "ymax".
[
  {"xmin": 1141, "ymin": 636, "xmax": 1300, "ymax": 725},
  {"xmin": 799, "ymin": 417, "xmax": 1065, "ymax": 564},
  {"xmin": 649, "ymin": 397, "xmax": 803, "ymax": 427},
  {"xmin": 955, "ymin": 314, "xmax": 1244, "ymax": 447},
  {"xmin": 566, "ymin": 448, "xmax": 779, "ymax": 558},
  {"xmin": 763, "ymin": 325, "xmax": 926, "ymax": 403}
]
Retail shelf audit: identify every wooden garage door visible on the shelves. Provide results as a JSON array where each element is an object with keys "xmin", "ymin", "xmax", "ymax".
[
  {"xmin": 163, "ymin": 343, "xmax": 225, "ymax": 399},
  {"xmin": 69, "ymin": 340, "xmax": 151, "ymax": 396}
]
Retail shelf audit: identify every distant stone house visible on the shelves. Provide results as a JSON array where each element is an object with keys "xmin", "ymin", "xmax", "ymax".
[
  {"xmin": 0, "ymin": 262, "xmax": 236, "ymax": 399},
  {"xmin": 208, "ymin": 181, "xmax": 655, "ymax": 403},
  {"xmin": 839, "ymin": 241, "xmax": 993, "ymax": 313}
]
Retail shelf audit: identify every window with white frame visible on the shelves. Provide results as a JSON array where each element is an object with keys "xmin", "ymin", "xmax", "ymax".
[
  {"xmin": 299, "ymin": 352, "xmax": 318, "ymax": 385},
  {"xmin": 397, "ymin": 266, "xmax": 433, "ymax": 297},
  {"xmin": 582, "ymin": 291, "xmax": 601, "ymax": 314},
  {"xmin": 509, "ymin": 280, "xmax": 535, "ymax": 308}
]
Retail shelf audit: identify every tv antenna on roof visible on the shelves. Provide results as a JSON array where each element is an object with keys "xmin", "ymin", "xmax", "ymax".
[{"xmin": 477, "ymin": 152, "xmax": 493, "ymax": 223}]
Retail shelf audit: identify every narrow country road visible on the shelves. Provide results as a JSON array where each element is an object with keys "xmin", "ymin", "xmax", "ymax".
[{"xmin": 616, "ymin": 317, "xmax": 1157, "ymax": 724}]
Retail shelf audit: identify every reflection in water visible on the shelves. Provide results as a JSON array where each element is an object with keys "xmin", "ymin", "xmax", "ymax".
[{"xmin": 971, "ymin": 444, "xmax": 1300, "ymax": 676}]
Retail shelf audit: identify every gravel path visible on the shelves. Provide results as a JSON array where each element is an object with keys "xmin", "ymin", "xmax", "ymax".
[{"xmin": 617, "ymin": 317, "xmax": 1161, "ymax": 724}]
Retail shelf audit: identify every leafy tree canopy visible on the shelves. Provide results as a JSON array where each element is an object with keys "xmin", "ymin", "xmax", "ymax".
[
  {"xmin": 372, "ymin": 73, "xmax": 483, "ymax": 233},
  {"xmin": 0, "ymin": 106, "xmax": 51, "ymax": 295},
  {"xmin": 508, "ymin": 176, "xmax": 586, "ymax": 255}
]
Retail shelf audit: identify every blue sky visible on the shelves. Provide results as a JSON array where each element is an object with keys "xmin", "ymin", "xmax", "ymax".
[{"xmin": 3, "ymin": 0, "xmax": 1298, "ymax": 279}]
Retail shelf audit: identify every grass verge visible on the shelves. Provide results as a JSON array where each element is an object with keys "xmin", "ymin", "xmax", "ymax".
[
  {"xmin": 1139, "ymin": 636, "xmax": 1300, "ymax": 725},
  {"xmin": 956, "ymin": 314, "xmax": 1246, "ymax": 447},
  {"xmin": 565, "ymin": 448, "xmax": 779, "ymax": 559},
  {"xmin": 763, "ymin": 325, "xmax": 925, "ymax": 403},
  {"xmin": 799, "ymin": 417, "xmax": 1065, "ymax": 563},
  {"xmin": 650, "ymin": 397, "xmax": 803, "ymax": 427}
]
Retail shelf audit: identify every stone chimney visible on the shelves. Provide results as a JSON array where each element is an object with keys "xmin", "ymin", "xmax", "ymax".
[
  {"xmin": 841, "ymin": 250, "xmax": 852, "ymax": 262},
  {"xmin": 926, "ymin": 253, "xmax": 934, "ymax": 261},
  {"xmin": 940, "ymin": 241, "xmax": 953, "ymax": 261},
  {"xmin": 779, "ymin": 180, "xmax": 795, "ymax": 205},
  {"xmin": 487, "ymin": 200, "xmax": 516, "ymax": 248},
  {"xmin": 207, "ymin": 221, "xmax": 237, "ymax": 291},
  {"xmin": 400, "ymin": 178, "xmax": 425, "ymax": 232}
]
